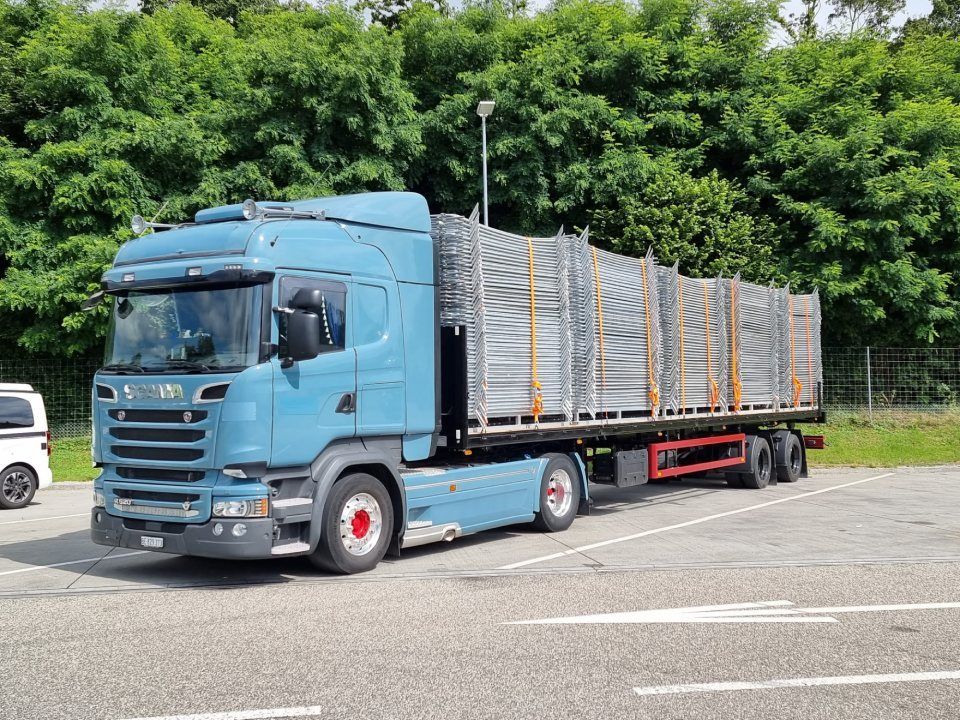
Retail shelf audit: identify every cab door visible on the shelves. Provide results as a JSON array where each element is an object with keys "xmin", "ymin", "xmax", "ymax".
[{"xmin": 272, "ymin": 274, "xmax": 356, "ymax": 466}]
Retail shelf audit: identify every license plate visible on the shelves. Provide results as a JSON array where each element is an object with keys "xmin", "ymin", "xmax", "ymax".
[{"xmin": 140, "ymin": 536, "xmax": 164, "ymax": 549}]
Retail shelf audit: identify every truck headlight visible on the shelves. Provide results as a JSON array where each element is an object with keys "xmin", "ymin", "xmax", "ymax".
[
  {"xmin": 212, "ymin": 498, "xmax": 268, "ymax": 518},
  {"xmin": 93, "ymin": 489, "xmax": 105, "ymax": 508}
]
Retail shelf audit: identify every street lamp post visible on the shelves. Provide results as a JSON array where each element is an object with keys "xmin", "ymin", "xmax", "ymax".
[{"xmin": 476, "ymin": 100, "xmax": 495, "ymax": 226}]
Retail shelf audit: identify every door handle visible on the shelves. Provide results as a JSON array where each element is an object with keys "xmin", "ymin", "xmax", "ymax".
[{"xmin": 336, "ymin": 393, "xmax": 356, "ymax": 414}]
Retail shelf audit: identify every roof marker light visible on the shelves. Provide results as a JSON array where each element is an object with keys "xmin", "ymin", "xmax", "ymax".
[
  {"xmin": 187, "ymin": 267, "xmax": 203, "ymax": 277},
  {"xmin": 224, "ymin": 263, "xmax": 242, "ymax": 271},
  {"xmin": 122, "ymin": 273, "xmax": 135, "ymax": 283},
  {"xmin": 242, "ymin": 199, "xmax": 258, "ymax": 220}
]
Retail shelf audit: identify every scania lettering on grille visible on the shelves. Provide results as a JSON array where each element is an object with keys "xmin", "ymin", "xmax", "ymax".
[{"xmin": 123, "ymin": 383, "xmax": 184, "ymax": 400}]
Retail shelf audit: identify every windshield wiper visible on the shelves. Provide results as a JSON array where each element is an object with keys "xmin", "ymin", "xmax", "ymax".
[
  {"xmin": 101, "ymin": 363, "xmax": 145, "ymax": 374},
  {"xmin": 163, "ymin": 359, "xmax": 212, "ymax": 372}
]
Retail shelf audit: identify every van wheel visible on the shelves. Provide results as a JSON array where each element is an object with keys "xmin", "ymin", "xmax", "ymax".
[
  {"xmin": 309, "ymin": 473, "xmax": 393, "ymax": 575},
  {"xmin": 740, "ymin": 437, "xmax": 773, "ymax": 489},
  {"xmin": 533, "ymin": 454, "xmax": 581, "ymax": 532},
  {"xmin": 0, "ymin": 465, "xmax": 37, "ymax": 509}
]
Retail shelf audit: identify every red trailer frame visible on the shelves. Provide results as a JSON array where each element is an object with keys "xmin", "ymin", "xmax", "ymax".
[{"xmin": 648, "ymin": 433, "xmax": 746, "ymax": 480}]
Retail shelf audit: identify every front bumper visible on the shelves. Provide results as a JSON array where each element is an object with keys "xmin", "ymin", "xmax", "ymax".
[{"xmin": 90, "ymin": 509, "xmax": 276, "ymax": 560}]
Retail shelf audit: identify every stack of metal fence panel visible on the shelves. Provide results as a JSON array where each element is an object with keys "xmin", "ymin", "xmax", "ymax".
[
  {"xmin": 774, "ymin": 285, "xmax": 793, "ymax": 409},
  {"xmin": 432, "ymin": 209, "xmax": 488, "ymax": 424},
  {"xmin": 657, "ymin": 265, "xmax": 729, "ymax": 416},
  {"xmin": 434, "ymin": 209, "xmax": 573, "ymax": 426},
  {"xmin": 567, "ymin": 228, "xmax": 596, "ymax": 420},
  {"xmin": 785, "ymin": 289, "xmax": 822, "ymax": 409},
  {"xmin": 433, "ymin": 210, "xmax": 821, "ymax": 432},
  {"xmin": 728, "ymin": 275, "xmax": 781, "ymax": 410},
  {"xmin": 569, "ymin": 244, "xmax": 662, "ymax": 418},
  {"xmin": 479, "ymin": 225, "xmax": 572, "ymax": 422}
]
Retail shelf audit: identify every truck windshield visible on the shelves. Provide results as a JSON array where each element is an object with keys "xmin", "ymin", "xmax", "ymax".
[{"xmin": 103, "ymin": 284, "xmax": 262, "ymax": 373}]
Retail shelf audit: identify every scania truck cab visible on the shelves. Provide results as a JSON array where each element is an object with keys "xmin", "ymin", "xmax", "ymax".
[{"xmin": 90, "ymin": 191, "xmax": 819, "ymax": 574}]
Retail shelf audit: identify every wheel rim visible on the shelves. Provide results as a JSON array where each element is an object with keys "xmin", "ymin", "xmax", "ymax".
[
  {"xmin": 2, "ymin": 472, "xmax": 31, "ymax": 504},
  {"xmin": 545, "ymin": 468, "xmax": 574, "ymax": 518},
  {"xmin": 789, "ymin": 444, "xmax": 801, "ymax": 474},
  {"xmin": 339, "ymin": 493, "xmax": 382, "ymax": 556},
  {"xmin": 758, "ymin": 447, "xmax": 771, "ymax": 482}
]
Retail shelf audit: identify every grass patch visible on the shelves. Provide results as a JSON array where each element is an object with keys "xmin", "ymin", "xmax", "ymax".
[
  {"xmin": 50, "ymin": 436, "xmax": 98, "ymax": 482},
  {"xmin": 802, "ymin": 411, "xmax": 960, "ymax": 467}
]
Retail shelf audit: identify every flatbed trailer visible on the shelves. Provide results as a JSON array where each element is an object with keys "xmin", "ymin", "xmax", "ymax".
[{"xmin": 87, "ymin": 192, "xmax": 824, "ymax": 574}]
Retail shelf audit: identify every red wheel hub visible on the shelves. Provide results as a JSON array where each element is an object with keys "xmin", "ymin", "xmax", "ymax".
[{"xmin": 351, "ymin": 509, "xmax": 371, "ymax": 539}]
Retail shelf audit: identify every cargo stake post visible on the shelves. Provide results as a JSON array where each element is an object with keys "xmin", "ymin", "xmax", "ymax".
[{"xmin": 87, "ymin": 192, "xmax": 824, "ymax": 574}]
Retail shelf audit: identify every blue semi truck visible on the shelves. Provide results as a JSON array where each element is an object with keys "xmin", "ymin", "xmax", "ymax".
[{"xmin": 88, "ymin": 192, "xmax": 823, "ymax": 573}]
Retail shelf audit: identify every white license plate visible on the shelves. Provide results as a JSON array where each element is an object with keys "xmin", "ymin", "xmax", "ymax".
[{"xmin": 140, "ymin": 536, "xmax": 164, "ymax": 549}]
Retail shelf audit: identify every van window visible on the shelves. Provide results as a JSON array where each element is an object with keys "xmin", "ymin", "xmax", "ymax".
[
  {"xmin": 278, "ymin": 277, "xmax": 347, "ymax": 357},
  {"xmin": 0, "ymin": 397, "xmax": 34, "ymax": 429}
]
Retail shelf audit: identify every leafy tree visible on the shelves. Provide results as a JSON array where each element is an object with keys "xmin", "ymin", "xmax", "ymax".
[
  {"xmin": 1, "ymin": 0, "xmax": 959, "ymax": 355},
  {"xmin": 140, "ymin": 0, "xmax": 279, "ymax": 23},
  {"xmin": 827, "ymin": 0, "xmax": 905, "ymax": 35},
  {"xmin": 0, "ymin": 2, "xmax": 419, "ymax": 354}
]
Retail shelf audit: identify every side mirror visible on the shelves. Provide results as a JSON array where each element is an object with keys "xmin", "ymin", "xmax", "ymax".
[
  {"xmin": 81, "ymin": 290, "xmax": 105, "ymax": 311},
  {"xmin": 287, "ymin": 309, "xmax": 321, "ymax": 362},
  {"xmin": 291, "ymin": 287, "xmax": 324, "ymax": 312}
]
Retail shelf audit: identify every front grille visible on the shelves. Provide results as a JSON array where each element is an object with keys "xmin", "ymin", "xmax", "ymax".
[
  {"xmin": 111, "ymin": 445, "xmax": 203, "ymax": 462},
  {"xmin": 109, "ymin": 409, "xmax": 208, "ymax": 424},
  {"xmin": 117, "ymin": 466, "xmax": 205, "ymax": 483},
  {"xmin": 110, "ymin": 427, "xmax": 205, "ymax": 443},
  {"xmin": 112, "ymin": 500, "xmax": 199, "ymax": 519}
]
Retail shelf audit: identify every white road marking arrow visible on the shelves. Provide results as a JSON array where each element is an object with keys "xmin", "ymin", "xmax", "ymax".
[{"xmin": 509, "ymin": 600, "xmax": 960, "ymax": 625}]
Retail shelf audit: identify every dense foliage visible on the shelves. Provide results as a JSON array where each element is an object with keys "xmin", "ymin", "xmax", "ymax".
[{"xmin": 0, "ymin": 0, "xmax": 958, "ymax": 355}]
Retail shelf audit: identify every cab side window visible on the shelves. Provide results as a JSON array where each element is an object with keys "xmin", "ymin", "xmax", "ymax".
[
  {"xmin": 278, "ymin": 277, "xmax": 347, "ymax": 357},
  {"xmin": 0, "ymin": 397, "xmax": 34, "ymax": 430}
]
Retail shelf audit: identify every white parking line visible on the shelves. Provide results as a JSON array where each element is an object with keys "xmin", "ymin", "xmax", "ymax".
[
  {"xmin": 500, "ymin": 472, "xmax": 895, "ymax": 570},
  {"xmin": 633, "ymin": 669, "xmax": 960, "ymax": 696},
  {"xmin": 0, "ymin": 512, "xmax": 87, "ymax": 526},
  {"xmin": 0, "ymin": 551, "xmax": 148, "ymax": 577},
  {"xmin": 121, "ymin": 706, "xmax": 327, "ymax": 720}
]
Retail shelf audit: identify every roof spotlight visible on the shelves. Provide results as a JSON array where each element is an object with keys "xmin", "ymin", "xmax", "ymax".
[
  {"xmin": 131, "ymin": 215, "xmax": 147, "ymax": 235},
  {"xmin": 242, "ymin": 199, "xmax": 258, "ymax": 221}
]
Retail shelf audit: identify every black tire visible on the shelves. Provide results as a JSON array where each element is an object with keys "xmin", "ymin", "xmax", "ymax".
[
  {"xmin": 533, "ymin": 454, "xmax": 581, "ymax": 532},
  {"xmin": 725, "ymin": 473, "xmax": 745, "ymax": 488},
  {"xmin": 776, "ymin": 433, "xmax": 803, "ymax": 483},
  {"xmin": 0, "ymin": 465, "xmax": 37, "ymax": 510},
  {"xmin": 309, "ymin": 473, "xmax": 393, "ymax": 574},
  {"xmin": 740, "ymin": 436, "xmax": 773, "ymax": 489}
]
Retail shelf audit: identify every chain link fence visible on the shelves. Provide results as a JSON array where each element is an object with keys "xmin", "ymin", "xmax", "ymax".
[{"xmin": 0, "ymin": 348, "xmax": 956, "ymax": 438}]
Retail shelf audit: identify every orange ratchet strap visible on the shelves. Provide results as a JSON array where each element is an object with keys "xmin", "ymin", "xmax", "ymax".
[{"xmin": 527, "ymin": 238, "xmax": 543, "ymax": 421}]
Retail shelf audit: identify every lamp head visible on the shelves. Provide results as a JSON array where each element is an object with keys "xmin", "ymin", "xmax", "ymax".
[{"xmin": 476, "ymin": 100, "xmax": 496, "ymax": 118}]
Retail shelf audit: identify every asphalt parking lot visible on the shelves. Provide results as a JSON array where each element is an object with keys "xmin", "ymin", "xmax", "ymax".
[{"xmin": 1, "ymin": 466, "xmax": 959, "ymax": 719}]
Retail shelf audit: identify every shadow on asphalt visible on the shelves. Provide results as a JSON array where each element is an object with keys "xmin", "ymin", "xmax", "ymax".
[{"xmin": 0, "ymin": 478, "xmax": 774, "ymax": 590}]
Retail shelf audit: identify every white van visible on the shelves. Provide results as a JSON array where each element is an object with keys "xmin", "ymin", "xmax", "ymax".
[{"xmin": 0, "ymin": 384, "xmax": 52, "ymax": 509}]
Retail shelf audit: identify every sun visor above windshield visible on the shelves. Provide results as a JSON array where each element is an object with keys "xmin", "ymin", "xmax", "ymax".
[{"xmin": 113, "ymin": 221, "xmax": 256, "ymax": 267}]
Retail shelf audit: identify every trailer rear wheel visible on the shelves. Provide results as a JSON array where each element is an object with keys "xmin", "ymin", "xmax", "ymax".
[
  {"xmin": 309, "ymin": 473, "xmax": 393, "ymax": 574},
  {"xmin": 533, "ymin": 454, "xmax": 580, "ymax": 532},
  {"xmin": 776, "ymin": 433, "xmax": 803, "ymax": 483},
  {"xmin": 740, "ymin": 436, "xmax": 773, "ymax": 489}
]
